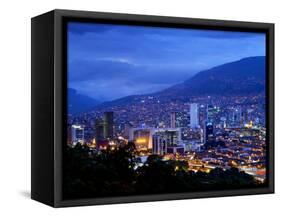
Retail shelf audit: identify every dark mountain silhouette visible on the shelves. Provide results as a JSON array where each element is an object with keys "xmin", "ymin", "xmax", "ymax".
[
  {"xmin": 68, "ymin": 88, "xmax": 101, "ymax": 114},
  {"xmin": 90, "ymin": 56, "xmax": 266, "ymax": 110},
  {"xmin": 157, "ymin": 56, "xmax": 265, "ymax": 97}
]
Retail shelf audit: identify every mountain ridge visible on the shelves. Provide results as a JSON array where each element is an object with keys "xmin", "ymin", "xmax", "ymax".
[
  {"xmin": 75, "ymin": 56, "xmax": 266, "ymax": 112},
  {"xmin": 68, "ymin": 88, "xmax": 101, "ymax": 114},
  {"xmin": 156, "ymin": 56, "xmax": 265, "ymax": 97}
]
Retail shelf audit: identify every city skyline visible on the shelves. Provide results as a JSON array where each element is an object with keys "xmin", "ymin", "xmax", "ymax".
[{"xmin": 65, "ymin": 22, "xmax": 267, "ymax": 199}]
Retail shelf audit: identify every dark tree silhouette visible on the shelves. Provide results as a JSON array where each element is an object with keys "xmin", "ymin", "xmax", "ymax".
[{"xmin": 63, "ymin": 143, "xmax": 261, "ymax": 199}]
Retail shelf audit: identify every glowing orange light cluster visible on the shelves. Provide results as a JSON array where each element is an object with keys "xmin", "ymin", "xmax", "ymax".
[{"xmin": 136, "ymin": 138, "xmax": 147, "ymax": 144}]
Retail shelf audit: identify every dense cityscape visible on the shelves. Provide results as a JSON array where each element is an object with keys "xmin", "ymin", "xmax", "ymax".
[
  {"xmin": 64, "ymin": 22, "xmax": 267, "ymax": 199},
  {"xmin": 67, "ymin": 93, "xmax": 266, "ymax": 183}
]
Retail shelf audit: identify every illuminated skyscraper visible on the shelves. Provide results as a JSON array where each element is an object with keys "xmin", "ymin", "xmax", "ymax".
[
  {"xmin": 204, "ymin": 122, "xmax": 214, "ymax": 143},
  {"xmin": 207, "ymin": 105, "xmax": 215, "ymax": 123},
  {"xmin": 190, "ymin": 103, "xmax": 199, "ymax": 129},
  {"xmin": 133, "ymin": 129, "xmax": 151, "ymax": 151},
  {"xmin": 71, "ymin": 124, "xmax": 84, "ymax": 145},
  {"xmin": 129, "ymin": 127, "xmax": 154, "ymax": 149}
]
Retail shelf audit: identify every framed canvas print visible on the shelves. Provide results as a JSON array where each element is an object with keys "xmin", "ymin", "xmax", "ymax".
[{"xmin": 31, "ymin": 9, "xmax": 274, "ymax": 207}]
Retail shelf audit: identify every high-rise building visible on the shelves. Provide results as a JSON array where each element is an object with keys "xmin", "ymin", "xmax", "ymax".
[
  {"xmin": 133, "ymin": 129, "xmax": 151, "ymax": 152},
  {"xmin": 231, "ymin": 107, "xmax": 242, "ymax": 126},
  {"xmin": 207, "ymin": 105, "xmax": 215, "ymax": 122},
  {"xmin": 190, "ymin": 103, "xmax": 199, "ymax": 128},
  {"xmin": 152, "ymin": 129, "xmax": 182, "ymax": 155},
  {"xmin": 124, "ymin": 121, "xmax": 133, "ymax": 139},
  {"xmin": 204, "ymin": 122, "xmax": 214, "ymax": 143},
  {"xmin": 129, "ymin": 127, "xmax": 154, "ymax": 149},
  {"xmin": 95, "ymin": 119, "xmax": 104, "ymax": 143},
  {"xmin": 71, "ymin": 124, "xmax": 84, "ymax": 145},
  {"xmin": 152, "ymin": 134, "xmax": 168, "ymax": 155},
  {"xmin": 94, "ymin": 111, "xmax": 114, "ymax": 144},
  {"xmin": 103, "ymin": 112, "xmax": 114, "ymax": 139}
]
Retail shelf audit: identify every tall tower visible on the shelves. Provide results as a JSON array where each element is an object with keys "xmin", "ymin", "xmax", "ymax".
[
  {"xmin": 95, "ymin": 119, "xmax": 104, "ymax": 143},
  {"xmin": 204, "ymin": 122, "xmax": 214, "ymax": 143},
  {"xmin": 190, "ymin": 103, "xmax": 199, "ymax": 129},
  {"xmin": 103, "ymin": 111, "xmax": 114, "ymax": 139}
]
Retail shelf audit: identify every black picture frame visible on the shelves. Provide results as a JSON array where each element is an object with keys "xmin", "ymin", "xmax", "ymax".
[{"xmin": 31, "ymin": 9, "xmax": 274, "ymax": 207}]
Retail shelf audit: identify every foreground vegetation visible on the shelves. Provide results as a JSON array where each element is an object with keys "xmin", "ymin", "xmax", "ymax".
[{"xmin": 63, "ymin": 142, "xmax": 262, "ymax": 199}]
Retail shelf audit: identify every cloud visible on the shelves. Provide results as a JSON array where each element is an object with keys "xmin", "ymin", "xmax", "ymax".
[
  {"xmin": 68, "ymin": 56, "xmax": 198, "ymax": 83},
  {"xmin": 69, "ymin": 79, "xmax": 175, "ymax": 102},
  {"xmin": 68, "ymin": 58, "xmax": 135, "ymax": 82},
  {"xmin": 67, "ymin": 22, "xmax": 266, "ymax": 101}
]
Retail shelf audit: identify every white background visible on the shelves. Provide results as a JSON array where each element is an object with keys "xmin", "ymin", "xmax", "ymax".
[{"xmin": 0, "ymin": 0, "xmax": 279, "ymax": 216}]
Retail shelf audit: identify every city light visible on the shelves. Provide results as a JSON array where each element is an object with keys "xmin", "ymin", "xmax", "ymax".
[{"xmin": 136, "ymin": 138, "xmax": 147, "ymax": 144}]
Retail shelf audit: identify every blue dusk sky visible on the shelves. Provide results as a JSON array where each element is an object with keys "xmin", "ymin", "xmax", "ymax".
[{"xmin": 67, "ymin": 22, "xmax": 266, "ymax": 102}]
